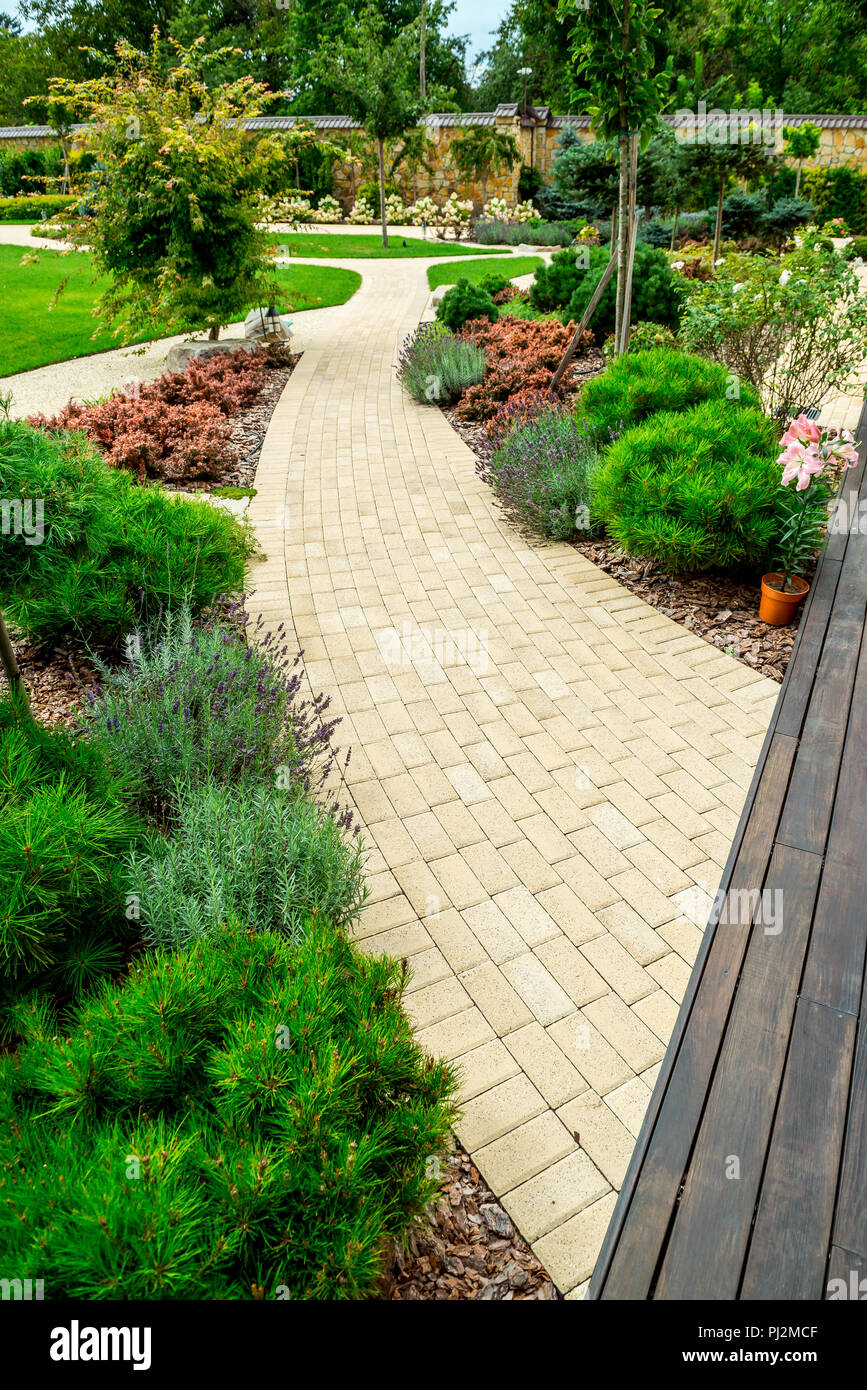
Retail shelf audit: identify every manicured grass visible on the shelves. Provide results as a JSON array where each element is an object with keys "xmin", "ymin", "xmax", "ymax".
[
  {"xmin": 275, "ymin": 232, "xmax": 511, "ymax": 259},
  {"xmin": 426, "ymin": 255, "xmax": 544, "ymax": 290},
  {"xmin": 0, "ymin": 246, "xmax": 360, "ymax": 376}
]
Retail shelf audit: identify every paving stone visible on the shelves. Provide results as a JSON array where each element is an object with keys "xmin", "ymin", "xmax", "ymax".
[
  {"xmin": 503, "ymin": 1149, "xmax": 611, "ymax": 1242},
  {"xmin": 245, "ymin": 258, "xmax": 777, "ymax": 1295}
]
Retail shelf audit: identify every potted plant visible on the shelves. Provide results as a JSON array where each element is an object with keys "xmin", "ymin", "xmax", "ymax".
[{"xmin": 760, "ymin": 414, "xmax": 859, "ymax": 624}]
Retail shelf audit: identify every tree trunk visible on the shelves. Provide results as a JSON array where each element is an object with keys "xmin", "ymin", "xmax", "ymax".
[
  {"xmin": 378, "ymin": 137, "xmax": 388, "ymax": 249},
  {"xmin": 208, "ymin": 325, "xmax": 220, "ymax": 341},
  {"xmin": 795, "ymin": 159, "xmax": 802, "ymax": 196},
  {"xmin": 614, "ymin": 130, "xmax": 630, "ymax": 355},
  {"xmin": 0, "ymin": 606, "xmax": 24, "ymax": 700},
  {"xmin": 670, "ymin": 207, "xmax": 679, "ymax": 250},
  {"xmin": 713, "ymin": 175, "xmax": 724, "ymax": 266},
  {"xmin": 420, "ymin": 0, "xmax": 426, "ymax": 99},
  {"xmin": 618, "ymin": 132, "xmax": 640, "ymax": 355},
  {"xmin": 609, "ymin": 203, "xmax": 617, "ymax": 255}
]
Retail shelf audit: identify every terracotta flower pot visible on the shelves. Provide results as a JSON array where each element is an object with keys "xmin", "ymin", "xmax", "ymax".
[{"xmin": 759, "ymin": 573, "xmax": 810, "ymax": 626}]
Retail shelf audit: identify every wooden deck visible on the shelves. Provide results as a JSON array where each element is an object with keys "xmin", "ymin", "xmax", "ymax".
[{"xmin": 588, "ymin": 403, "xmax": 867, "ymax": 1302}]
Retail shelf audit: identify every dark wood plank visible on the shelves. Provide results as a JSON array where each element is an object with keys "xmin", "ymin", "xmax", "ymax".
[
  {"xmin": 740, "ymin": 999, "xmax": 855, "ymax": 1300},
  {"xmin": 800, "ymin": 861, "xmax": 867, "ymax": 1015},
  {"xmin": 653, "ymin": 844, "xmax": 821, "ymax": 1300},
  {"xmin": 824, "ymin": 450, "xmax": 867, "ymax": 564},
  {"xmin": 593, "ymin": 734, "xmax": 798, "ymax": 1300},
  {"xmin": 832, "ymin": 1010, "xmax": 867, "ymax": 1262},
  {"xmin": 775, "ymin": 534, "xmax": 867, "ymax": 855},
  {"xmin": 774, "ymin": 556, "xmax": 841, "ymax": 739}
]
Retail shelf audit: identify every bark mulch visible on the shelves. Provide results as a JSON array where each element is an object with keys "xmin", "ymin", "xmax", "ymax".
[{"xmin": 386, "ymin": 1143, "xmax": 559, "ymax": 1301}]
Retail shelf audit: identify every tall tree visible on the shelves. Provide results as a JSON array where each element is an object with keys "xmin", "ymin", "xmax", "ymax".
[
  {"xmin": 566, "ymin": 0, "xmax": 670, "ymax": 353},
  {"xmin": 312, "ymin": 6, "xmax": 438, "ymax": 246},
  {"xmin": 783, "ymin": 121, "xmax": 821, "ymax": 195}
]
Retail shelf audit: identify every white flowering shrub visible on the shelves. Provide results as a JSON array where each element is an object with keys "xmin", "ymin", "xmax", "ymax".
[
  {"xmin": 348, "ymin": 195, "xmax": 376, "ymax": 224},
  {"xmin": 483, "ymin": 196, "xmax": 510, "ymax": 221},
  {"xmin": 435, "ymin": 193, "xmax": 473, "ymax": 238},
  {"xmin": 512, "ymin": 200, "xmax": 537, "ymax": 223},
  {"xmin": 315, "ymin": 195, "xmax": 342, "ymax": 223},
  {"xmin": 404, "ymin": 196, "xmax": 437, "ymax": 226},
  {"xmin": 384, "ymin": 192, "xmax": 408, "ymax": 224}
]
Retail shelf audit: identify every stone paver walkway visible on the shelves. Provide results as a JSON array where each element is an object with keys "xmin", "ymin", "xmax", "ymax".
[{"xmin": 246, "ymin": 257, "xmax": 781, "ymax": 1297}]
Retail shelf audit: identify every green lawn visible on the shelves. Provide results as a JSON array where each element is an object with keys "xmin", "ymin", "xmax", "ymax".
[
  {"xmin": 426, "ymin": 255, "xmax": 544, "ymax": 290},
  {"xmin": 0, "ymin": 246, "xmax": 361, "ymax": 376},
  {"xmin": 275, "ymin": 232, "xmax": 512, "ymax": 259}
]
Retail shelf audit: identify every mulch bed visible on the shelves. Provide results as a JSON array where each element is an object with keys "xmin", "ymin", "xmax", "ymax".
[{"xmin": 386, "ymin": 1142, "xmax": 559, "ymax": 1301}]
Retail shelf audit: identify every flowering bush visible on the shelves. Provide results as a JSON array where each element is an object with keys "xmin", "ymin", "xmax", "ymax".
[
  {"xmin": 771, "ymin": 415, "xmax": 859, "ymax": 587},
  {"xmin": 483, "ymin": 196, "xmax": 510, "ymax": 221},
  {"xmin": 434, "ymin": 192, "xmax": 474, "ymax": 239},
  {"xmin": 403, "ymin": 195, "xmax": 437, "ymax": 226},
  {"xmin": 512, "ymin": 199, "xmax": 537, "ymax": 224},
  {"xmin": 314, "ymin": 194, "xmax": 343, "ymax": 223},
  {"xmin": 681, "ymin": 244, "xmax": 867, "ymax": 419},
  {"xmin": 267, "ymin": 192, "xmax": 313, "ymax": 223},
  {"xmin": 454, "ymin": 316, "xmax": 587, "ymax": 421},
  {"xmin": 348, "ymin": 194, "xmax": 377, "ymax": 224},
  {"xmin": 384, "ymin": 192, "xmax": 407, "ymax": 223},
  {"xmin": 86, "ymin": 603, "xmax": 347, "ymax": 814},
  {"xmin": 28, "ymin": 346, "xmax": 288, "ymax": 481}
]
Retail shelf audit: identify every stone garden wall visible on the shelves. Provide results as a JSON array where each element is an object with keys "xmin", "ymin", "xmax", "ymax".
[{"xmin": 2, "ymin": 107, "xmax": 865, "ymax": 212}]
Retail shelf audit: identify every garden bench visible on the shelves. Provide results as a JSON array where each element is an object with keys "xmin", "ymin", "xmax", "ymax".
[{"xmin": 588, "ymin": 401, "xmax": 867, "ymax": 1301}]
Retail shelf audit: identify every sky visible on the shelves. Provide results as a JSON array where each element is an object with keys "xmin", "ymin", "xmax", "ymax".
[{"xmin": 445, "ymin": 0, "xmax": 509, "ymax": 65}]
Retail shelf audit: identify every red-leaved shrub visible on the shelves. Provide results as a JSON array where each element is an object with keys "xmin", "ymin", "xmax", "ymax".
[
  {"xmin": 27, "ymin": 344, "xmax": 290, "ymax": 482},
  {"xmin": 454, "ymin": 317, "xmax": 593, "ymax": 422}
]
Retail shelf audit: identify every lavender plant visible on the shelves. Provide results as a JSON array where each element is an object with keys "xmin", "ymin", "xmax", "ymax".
[
  {"xmin": 126, "ymin": 781, "xmax": 366, "ymax": 947},
  {"xmin": 395, "ymin": 322, "xmax": 485, "ymax": 404},
  {"xmin": 480, "ymin": 405, "xmax": 603, "ymax": 541},
  {"xmin": 84, "ymin": 603, "xmax": 349, "ymax": 816}
]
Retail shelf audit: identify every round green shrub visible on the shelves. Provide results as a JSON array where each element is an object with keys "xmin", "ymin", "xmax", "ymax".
[
  {"xmin": 578, "ymin": 348, "xmax": 760, "ymax": 440},
  {"xmin": 530, "ymin": 244, "xmax": 608, "ymax": 311},
  {"xmin": 567, "ymin": 242, "xmax": 682, "ymax": 338},
  {"xmin": 436, "ymin": 278, "xmax": 499, "ymax": 332},
  {"xmin": 591, "ymin": 401, "xmax": 782, "ymax": 573}
]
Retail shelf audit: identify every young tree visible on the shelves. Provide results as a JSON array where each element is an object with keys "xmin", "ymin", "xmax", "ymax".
[
  {"xmin": 783, "ymin": 122, "xmax": 821, "ymax": 195},
  {"xmin": 312, "ymin": 6, "xmax": 434, "ymax": 247},
  {"xmin": 686, "ymin": 135, "xmax": 777, "ymax": 263},
  {"xmin": 42, "ymin": 36, "xmax": 282, "ymax": 344},
  {"xmin": 566, "ymin": 0, "xmax": 670, "ymax": 353},
  {"xmin": 448, "ymin": 125, "xmax": 521, "ymax": 211}
]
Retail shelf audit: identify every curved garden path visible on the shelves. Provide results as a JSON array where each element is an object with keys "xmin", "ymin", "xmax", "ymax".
[{"xmin": 244, "ymin": 255, "xmax": 782, "ymax": 1298}]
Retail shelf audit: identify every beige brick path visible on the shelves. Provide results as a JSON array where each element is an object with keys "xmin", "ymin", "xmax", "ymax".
[{"xmin": 246, "ymin": 257, "xmax": 781, "ymax": 1296}]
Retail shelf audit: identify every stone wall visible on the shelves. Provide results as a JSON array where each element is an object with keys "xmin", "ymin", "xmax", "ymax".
[{"xmin": 2, "ymin": 107, "xmax": 866, "ymax": 210}]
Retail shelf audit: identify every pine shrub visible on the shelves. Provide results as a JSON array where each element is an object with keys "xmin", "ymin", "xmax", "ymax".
[
  {"xmin": 578, "ymin": 348, "xmax": 760, "ymax": 440},
  {"xmin": 567, "ymin": 242, "xmax": 681, "ymax": 338},
  {"xmin": 0, "ymin": 920, "xmax": 457, "ymax": 1299},
  {"xmin": 0, "ymin": 421, "xmax": 254, "ymax": 644},
  {"xmin": 591, "ymin": 402, "xmax": 782, "ymax": 572},
  {"xmin": 435, "ymin": 279, "xmax": 499, "ymax": 332},
  {"xmin": 0, "ymin": 698, "xmax": 141, "ymax": 1025}
]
